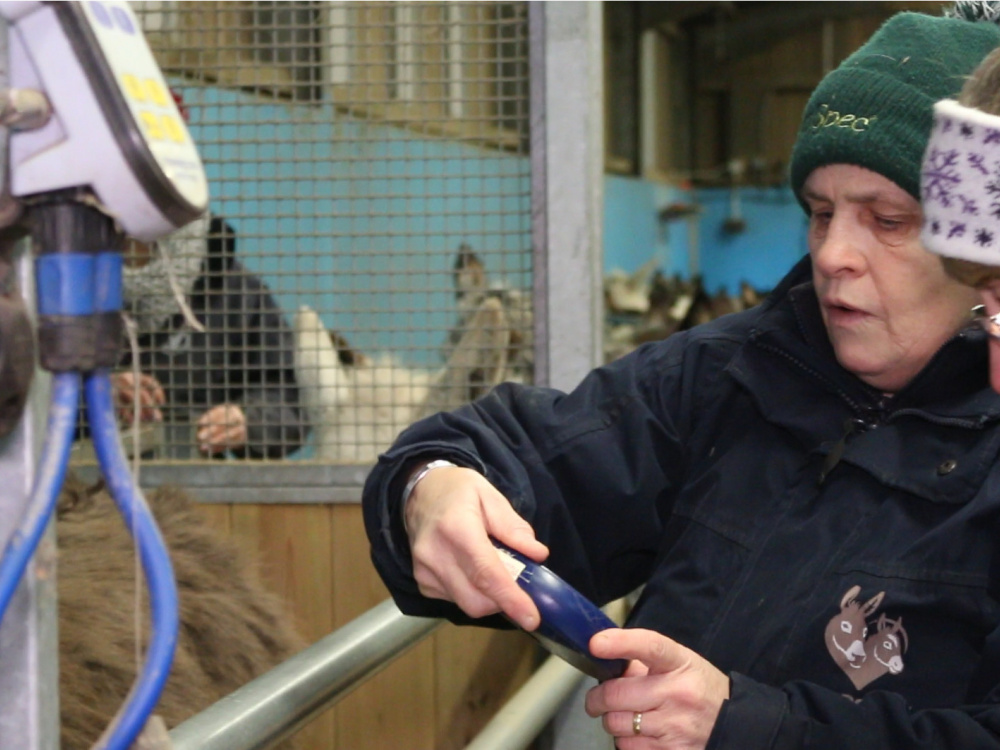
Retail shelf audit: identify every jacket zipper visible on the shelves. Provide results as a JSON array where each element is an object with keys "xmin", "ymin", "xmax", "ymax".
[
  {"xmin": 753, "ymin": 336, "xmax": 994, "ymax": 487},
  {"xmin": 752, "ymin": 339, "xmax": 870, "ymax": 414},
  {"xmin": 818, "ymin": 391, "xmax": 892, "ymax": 484},
  {"xmin": 752, "ymin": 340, "xmax": 881, "ymax": 483}
]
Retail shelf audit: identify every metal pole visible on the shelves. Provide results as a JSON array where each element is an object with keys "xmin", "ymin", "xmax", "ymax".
[
  {"xmin": 464, "ymin": 655, "xmax": 586, "ymax": 750},
  {"xmin": 0, "ymin": 13, "xmax": 57, "ymax": 740},
  {"xmin": 529, "ymin": 0, "xmax": 549, "ymax": 388},
  {"xmin": 532, "ymin": 1, "xmax": 604, "ymax": 391},
  {"xmin": 0, "ymin": 236, "xmax": 58, "ymax": 750},
  {"xmin": 169, "ymin": 598, "xmax": 441, "ymax": 750}
]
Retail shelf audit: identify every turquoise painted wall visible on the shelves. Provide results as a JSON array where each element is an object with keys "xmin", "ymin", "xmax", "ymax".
[
  {"xmin": 181, "ymin": 84, "xmax": 811, "ymax": 355},
  {"xmin": 180, "ymin": 84, "xmax": 531, "ymax": 365},
  {"xmin": 175, "ymin": 85, "xmax": 816, "ymax": 460},
  {"xmin": 692, "ymin": 185, "xmax": 808, "ymax": 294},
  {"xmin": 603, "ymin": 174, "xmax": 809, "ymax": 296}
]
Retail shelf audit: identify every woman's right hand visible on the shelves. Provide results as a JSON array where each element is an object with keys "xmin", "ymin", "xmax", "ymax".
[
  {"xmin": 404, "ymin": 465, "xmax": 549, "ymax": 631},
  {"xmin": 111, "ymin": 371, "xmax": 166, "ymax": 424}
]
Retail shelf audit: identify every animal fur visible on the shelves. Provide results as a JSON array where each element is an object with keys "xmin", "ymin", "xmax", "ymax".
[
  {"xmin": 446, "ymin": 245, "xmax": 533, "ymax": 390},
  {"xmin": 295, "ymin": 308, "xmax": 439, "ymax": 463},
  {"xmin": 295, "ymin": 246, "xmax": 533, "ymax": 463},
  {"xmin": 57, "ymin": 474, "xmax": 305, "ymax": 750}
]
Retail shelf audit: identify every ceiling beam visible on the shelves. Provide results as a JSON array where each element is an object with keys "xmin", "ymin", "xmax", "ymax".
[
  {"xmin": 638, "ymin": 2, "xmax": 731, "ymax": 30},
  {"xmin": 690, "ymin": 2, "xmax": 900, "ymax": 62}
]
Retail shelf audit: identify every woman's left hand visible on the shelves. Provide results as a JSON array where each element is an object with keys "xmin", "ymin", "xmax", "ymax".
[
  {"xmin": 196, "ymin": 404, "xmax": 247, "ymax": 455},
  {"xmin": 584, "ymin": 628, "xmax": 730, "ymax": 749}
]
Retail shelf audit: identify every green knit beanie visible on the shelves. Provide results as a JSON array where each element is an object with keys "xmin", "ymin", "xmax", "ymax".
[{"xmin": 789, "ymin": 11, "xmax": 1000, "ymax": 207}]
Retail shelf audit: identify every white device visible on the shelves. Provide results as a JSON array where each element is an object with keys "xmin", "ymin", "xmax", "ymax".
[{"xmin": 0, "ymin": 0, "xmax": 208, "ymax": 240}]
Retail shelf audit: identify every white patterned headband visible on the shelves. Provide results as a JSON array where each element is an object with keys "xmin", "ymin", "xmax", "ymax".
[{"xmin": 921, "ymin": 98, "xmax": 1000, "ymax": 265}]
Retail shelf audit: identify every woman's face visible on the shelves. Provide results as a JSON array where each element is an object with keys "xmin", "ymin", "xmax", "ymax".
[
  {"xmin": 804, "ymin": 164, "xmax": 978, "ymax": 393},
  {"xmin": 977, "ymin": 283, "xmax": 1000, "ymax": 392}
]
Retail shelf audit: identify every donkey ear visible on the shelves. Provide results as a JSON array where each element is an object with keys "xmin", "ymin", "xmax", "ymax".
[
  {"xmin": 454, "ymin": 244, "xmax": 486, "ymax": 299},
  {"xmin": 840, "ymin": 585, "xmax": 862, "ymax": 609},
  {"xmin": 895, "ymin": 618, "xmax": 908, "ymax": 649},
  {"xmin": 861, "ymin": 591, "xmax": 885, "ymax": 616}
]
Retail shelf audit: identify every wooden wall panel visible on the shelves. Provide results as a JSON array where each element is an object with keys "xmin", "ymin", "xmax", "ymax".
[
  {"xmin": 199, "ymin": 501, "xmax": 539, "ymax": 750},
  {"xmin": 330, "ymin": 503, "xmax": 390, "ymax": 627},
  {"xmin": 230, "ymin": 503, "xmax": 337, "ymax": 750},
  {"xmin": 434, "ymin": 625, "xmax": 541, "ymax": 750},
  {"xmin": 335, "ymin": 640, "xmax": 438, "ymax": 749},
  {"xmin": 688, "ymin": 6, "xmax": 931, "ymax": 184},
  {"xmin": 192, "ymin": 501, "xmax": 231, "ymax": 536},
  {"xmin": 329, "ymin": 502, "xmax": 435, "ymax": 749}
]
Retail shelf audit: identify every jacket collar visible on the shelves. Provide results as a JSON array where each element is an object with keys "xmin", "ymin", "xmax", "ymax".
[
  {"xmin": 746, "ymin": 259, "xmax": 1000, "ymax": 422},
  {"xmin": 727, "ymin": 261, "xmax": 1000, "ymax": 505}
]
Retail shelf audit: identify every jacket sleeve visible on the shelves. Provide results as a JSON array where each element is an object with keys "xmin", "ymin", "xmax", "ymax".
[
  {"xmin": 362, "ymin": 336, "xmax": 699, "ymax": 623},
  {"xmin": 707, "ymin": 670, "xmax": 1000, "ymax": 750},
  {"xmin": 225, "ymin": 264, "xmax": 310, "ymax": 459},
  {"xmin": 238, "ymin": 381, "xmax": 309, "ymax": 459}
]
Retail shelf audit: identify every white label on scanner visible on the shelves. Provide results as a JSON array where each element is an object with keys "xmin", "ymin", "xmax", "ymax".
[{"xmin": 495, "ymin": 546, "xmax": 526, "ymax": 580}]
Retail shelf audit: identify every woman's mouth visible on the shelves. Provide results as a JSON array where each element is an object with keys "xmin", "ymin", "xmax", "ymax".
[{"xmin": 824, "ymin": 300, "xmax": 869, "ymax": 326}]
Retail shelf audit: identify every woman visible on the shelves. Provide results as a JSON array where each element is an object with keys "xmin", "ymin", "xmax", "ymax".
[
  {"xmin": 365, "ymin": 9, "xmax": 1000, "ymax": 750},
  {"xmin": 921, "ymin": 43, "xmax": 1000, "ymax": 394}
]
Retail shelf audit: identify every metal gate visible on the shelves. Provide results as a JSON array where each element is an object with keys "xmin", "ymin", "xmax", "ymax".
[
  {"xmin": 0, "ymin": 5, "xmax": 604, "ymax": 746},
  {"xmin": 68, "ymin": 1, "xmax": 603, "ymax": 500}
]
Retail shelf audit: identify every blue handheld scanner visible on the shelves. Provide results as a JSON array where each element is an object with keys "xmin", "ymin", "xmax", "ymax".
[{"xmin": 493, "ymin": 540, "xmax": 628, "ymax": 681}]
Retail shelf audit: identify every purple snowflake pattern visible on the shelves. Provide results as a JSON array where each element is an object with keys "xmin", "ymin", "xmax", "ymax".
[
  {"xmin": 958, "ymin": 194, "xmax": 980, "ymax": 215},
  {"xmin": 948, "ymin": 222, "xmax": 967, "ymax": 239},
  {"xmin": 923, "ymin": 148, "xmax": 962, "ymax": 206},
  {"xmin": 930, "ymin": 219, "xmax": 941, "ymax": 235},
  {"xmin": 987, "ymin": 165, "xmax": 1000, "ymax": 219},
  {"xmin": 988, "ymin": 165, "xmax": 1000, "ymax": 196},
  {"xmin": 976, "ymin": 228, "xmax": 995, "ymax": 247},
  {"xmin": 986, "ymin": 128, "xmax": 1000, "ymax": 145},
  {"xmin": 961, "ymin": 123, "xmax": 976, "ymax": 139},
  {"xmin": 969, "ymin": 152, "xmax": 989, "ymax": 176},
  {"xmin": 942, "ymin": 117, "xmax": 954, "ymax": 134}
]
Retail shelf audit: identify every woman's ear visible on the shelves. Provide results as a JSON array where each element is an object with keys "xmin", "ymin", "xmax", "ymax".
[{"xmin": 979, "ymin": 283, "xmax": 1000, "ymax": 315}]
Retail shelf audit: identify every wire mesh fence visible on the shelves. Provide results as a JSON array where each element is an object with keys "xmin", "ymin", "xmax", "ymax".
[{"xmin": 71, "ymin": 1, "xmax": 533, "ymax": 467}]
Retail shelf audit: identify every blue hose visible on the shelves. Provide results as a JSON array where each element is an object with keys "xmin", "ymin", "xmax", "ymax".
[
  {"xmin": 85, "ymin": 370, "xmax": 179, "ymax": 750},
  {"xmin": 0, "ymin": 371, "xmax": 80, "ymax": 624}
]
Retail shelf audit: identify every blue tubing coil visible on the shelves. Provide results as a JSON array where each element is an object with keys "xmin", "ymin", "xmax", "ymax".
[
  {"xmin": 0, "ymin": 372, "xmax": 80, "ymax": 625},
  {"xmin": 85, "ymin": 371, "xmax": 179, "ymax": 750}
]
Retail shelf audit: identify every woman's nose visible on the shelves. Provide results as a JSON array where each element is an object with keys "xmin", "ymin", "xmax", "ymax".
[{"xmin": 812, "ymin": 217, "xmax": 865, "ymax": 277}]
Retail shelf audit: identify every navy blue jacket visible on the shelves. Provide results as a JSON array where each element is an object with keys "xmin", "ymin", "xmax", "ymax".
[{"xmin": 363, "ymin": 257, "xmax": 1000, "ymax": 749}]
